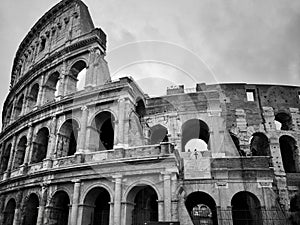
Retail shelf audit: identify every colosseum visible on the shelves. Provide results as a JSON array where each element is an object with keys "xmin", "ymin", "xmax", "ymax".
[{"xmin": 0, "ymin": 0, "xmax": 300, "ymax": 225}]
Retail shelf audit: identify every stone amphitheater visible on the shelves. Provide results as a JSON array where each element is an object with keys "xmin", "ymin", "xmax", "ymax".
[{"xmin": 0, "ymin": 0, "xmax": 300, "ymax": 225}]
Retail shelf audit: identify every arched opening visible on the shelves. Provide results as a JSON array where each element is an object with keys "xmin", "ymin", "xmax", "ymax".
[
  {"xmin": 150, "ymin": 124, "xmax": 168, "ymax": 144},
  {"xmin": 69, "ymin": 60, "xmax": 87, "ymax": 93},
  {"xmin": 3, "ymin": 198, "xmax": 16, "ymax": 225},
  {"xmin": 13, "ymin": 136, "xmax": 27, "ymax": 169},
  {"xmin": 250, "ymin": 133, "xmax": 270, "ymax": 156},
  {"xmin": 31, "ymin": 128, "xmax": 49, "ymax": 163},
  {"xmin": 49, "ymin": 191, "xmax": 70, "ymax": 225},
  {"xmin": 57, "ymin": 119, "xmax": 79, "ymax": 157},
  {"xmin": 44, "ymin": 72, "xmax": 60, "ymax": 103},
  {"xmin": 28, "ymin": 83, "xmax": 39, "ymax": 108},
  {"xmin": 23, "ymin": 193, "xmax": 39, "ymax": 225},
  {"xmin": 126, "ymin": 185, "xmax": 158, "ymax": 225},
  {"xmin": 231, "ymin": 191, "xmax": 262, "ymax": 225},
  {"xmin": 90, "ymin": 111, "xmax": 115, "ymax": 151},
  {"xmin": 279, "ymin": 135, "xmax": 297, "ymax": 173},
  {"xmin": 182, "ymin": 119, "xmax": 210, "ymax": 152},
  {"xmin": 185, "ymin": 191, "xmax": 218, "ymax": 225},
  {"xmin": 4, "ymin": 104, "xmax": 13, "ymax": 126},
  {"xmin": 275, "ymin": 112, "xmax": 293, "ymax": 131},
  {"xmin": 136, "ymin": 99, "xmax": 146, "ymax": 120},
  {"xmin": 82, "ymin": 187, "xmax": 110, "ymax": 225},
  {"xmin": 0, "ymin": 143, "xmax": 12, "ymax": 173},
  {"xmin": 14, "ymin": 94, "xmax": 24, "ymax": 118}
]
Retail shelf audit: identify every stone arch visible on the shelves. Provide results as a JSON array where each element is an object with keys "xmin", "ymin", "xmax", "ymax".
[
  {"xmin": 47, "ymin": 190, "xmax": 70, "ymax": 225},
  {"xmin": 0, "ymin": 143, "xmax": 12, "ymax": 173},
  {"xmin": 125, "ymin": 184, "xmax": 159, "ymax": 225},
  {"xmin": 81, "ymin": 186, "xmax": 111, "ymax": 225},
  {"xmin": 275, "ymin": 111, "xmax": 293, "ymax": 131},
  {"xmin": 89, "ymin": 111, "xmax": 115, "ymax": 151},
  {"xmin": 67, "ymin": 59, "xmax": 87, "ymax": 93},
  {"xmin": 249, "ymin": 132, "xmax": 270, "ymax": 156},
  {"xmin": 150, "ymin": 124, "xmax": 169, "ymax": 144},
  {"xmin": 44, "ymin": 71, "xmax": 60, "ymax": 103},
  {"xmin": 185, "ymin": 191, "xmax": 218, "ymax": 225},
  {"xmin": 181, "ymin": 119, "xmax": 210, "ymax": 152},
  {"xmin": 135, "ymin": 97, "xmax": 146, "ymax": 120},
  {"xmin": 13, "ymin": 136, "xmax": 27, "ymax": 169},
  {"xmin": 14, "ymin": 94, "xmax": 24, "ymax": 118},
  {"xmin": 230, "ymin": 132, "xmax": 244, "ymax": 156},
  {"xmin": 57, "ymin": 119, "xmax": 79, "ymax": 157},
  {"xmin": 80, "ymin": 182, "xmax": 114, "ymax": 204},
  {"xmin": 231, "ymin": 191, "xmax": 263, "ymax": 225},
  {"xmin": 31, "ymin": 127, "xmax": 49, "ymax": 163},
  {"xmin": 3, "ymin": 103, "xmax": 13, "ymax": 126},
  {"xmin": 28, "ymin": 83, "xmax": 40, "ymax": 108},
  {"xmin": 279, "ymin": 135, "xmax": 298, "ymax": 173},
  {"xmin": 3, "ymin": 198, "xmax": 16, "ymax": 225},
  {"xmin": 22, "ymin": 193, "xmax": 39, "ymax": 225}
]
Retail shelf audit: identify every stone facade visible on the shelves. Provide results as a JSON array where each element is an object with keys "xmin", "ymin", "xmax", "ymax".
[{"xmin": 0, "ymin": 0, "xmax": 300, "ymax": 225}]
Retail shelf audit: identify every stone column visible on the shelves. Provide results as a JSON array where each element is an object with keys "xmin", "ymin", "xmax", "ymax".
[
  {"xmin": 23, "ymin": 123, "xmax": 34, "ymax": 165},
  {"xmin": 113, "ymin": 175, "xmax": 122, "ymax": 225},
  {"xmin": 21, "ymin": 86, "xmax": 29, "ymax": 115},
  {"xmin": 70, "ymin": 179, "xmax": 81, "ymax": 225},
  {"xmin": 158, "ymin": 200, "xmax": 164, "ymax": 221},
  {"xmin": 116, "ymin": 98, "xmax": 126, "ymax": 147},
  {"xmin": 78, "ymin": 106, "xmax": 88, "ymax": 152},
  {"xmin": 163, "ymin": 172, "xmax": 172, "ymax": 221},
  {"xmin": 47, "ymin": 116, "xmax": 58, "ymax": 159},
  {"xmin": 37, "ymin": 185, "xmax": 47, "ymax": 225}
]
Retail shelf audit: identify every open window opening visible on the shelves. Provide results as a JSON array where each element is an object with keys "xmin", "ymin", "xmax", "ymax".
[
  {"xmin": 0, "ymin": 143, "xmax": 11, "ymax": 173},
  {"xmin": 57, "ymin": 119, "xmax": 79, "ymax": 157},
  {"xmin": 230, "ymin": 133, "xmax": 245, "ymax": 156},
  {"xmin": 90, "ymin": 111, "xmax": 115, "ymax": 151},
  {"xmin": 126, "ymin": 185, "xmax": 158, "ymax": 225},
  {"xmin": 44, "ymin": 72, "xmax": 60, "ymax": 103},
  {"xmin": 182, "ymin": 119, "xmax": 210, "ymax": 152},
  {"xmin": 31, "ymin": 127, "xmax": 49, "ymax": 163},
  {"xmin": 69, "ymin": 60, "xmax": 87, "ymax": 93},
  {"xmin": 28, "ymin": 83, "xmax": 39, "ymax": 108},
  {"xmin": 49, "ymin": 191, "xmax": 70, "ymax": 225},
  {"xmin": 23, "ymin": 194, "xmax": 39, "ymax": 225},
  {"xmin": 185, "ymin": 191, "xmax": 218, "ymax": 225},
  {"xmin": 150, "ymin": 124, "xmax": 169, "ymax": 144},
  {"xmin": 39, "ymin": 37, "xmax": 46, "ymax": 52},
  {"xmin": 136, "ymin": 98, "xmax": 146, "ymax": 121},
  {"xmin": 249, "ymin": 132, "xmax": 270, "ymax": 156},
  {"xmin": 279, "ymin": 135, "xmax": 298, "ymax": 173},
  {"xmin": 13, "ymin": 136, "xmax": 27, "ymax": 169},
  {"xmin": 246, "ymin": 89, "xmax": 255, "ymax": 101},
  {"xmin": 15, "ymin": 94, "xmax": 24, "ymax": 118},
  {"xmin": 275, "ymin": 112, "xmax": 293, "ymax": 131},
  {"xmin": 82, "ymin": 187, "xmax": 110, "ymax": 225},
  {"xmin": 3, "ymin": 198, "xmax": 16, "ymax": 225},
  {"xmin": 231, "ymin": 191, "xmax": 263, "ymax": 225}
]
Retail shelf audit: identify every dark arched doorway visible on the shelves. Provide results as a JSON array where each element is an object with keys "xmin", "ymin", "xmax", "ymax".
[
  {"xmin": 82, "ymin": 187, "xmax": 110, "ymax": 225},
  {"xmin": 3, "ymin": 198, "xmax": 16, "ymax": 225},
  {"xmin": 31, "ymin": 128, "xmax": 49, "ymax": 163},
  {"xmin": 0, "ymin": 143, "xmax": 11, "ymax": 173},
  {"xmin": 231, "ymin": 191, "xmax": 262, "ymax": 225},
  {"xmin": 250, "ymin": 132, "xmax": 270, "ymax": 156},
  {"xmin": 49, "ymin": 191, "xmax": 70, "ymax": 225},
  {"xmin": 23, "ymin": 193, "xmax": 39, "ymax": 225},
  {"xmin": 13, "ymin": 136, "xmax": 27, "ymax": 169},
  {"xmin": 90, "ymin": 111, "xmax": 115, "ymax": 151},
  {"xmin": 126, "ymin": 185, "xmax": 158, "ymax": 225},
  {"xmin": 185, "ymin": 192, "xmax": 218, "ymax": 225},
  {"xmin": 57, "ymin": 119, "xmax": 79, "ymax": 157},
  {"xmin": 279, "ymin": 135, "xmax": 297, "ymax": 173}
]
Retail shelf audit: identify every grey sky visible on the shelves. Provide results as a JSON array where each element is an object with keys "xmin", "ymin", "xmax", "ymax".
[{"xmin": 0, "ymin": 0, "xmax": 300, "ymax": 119}]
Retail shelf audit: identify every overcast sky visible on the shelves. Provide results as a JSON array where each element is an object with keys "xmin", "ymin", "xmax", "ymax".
[{"xmin": 0, "ymin": 0, "xmax": 300, "ymax": 120}]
